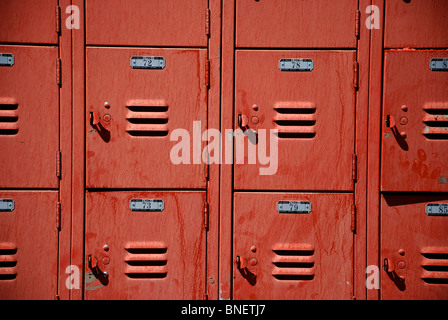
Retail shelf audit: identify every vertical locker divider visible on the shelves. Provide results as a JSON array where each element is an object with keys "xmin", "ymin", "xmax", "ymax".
[
  {"xmin": 72, "ymin": 0, "xmax": 86, "ymax": 300},
  {"xmin": 354, "ymin": 0, "xmax": 372, "ymax": 300},
  {"xmin": 206, "ymin": 0, "xmax": 222, "ymax": 300},
  {"xmin": 219, "ymin": 0, "xmax": 235, "ymax": 300},
  {"xmin": 367, "ymin": 0, "xmax": 385, "ymax": 301}
]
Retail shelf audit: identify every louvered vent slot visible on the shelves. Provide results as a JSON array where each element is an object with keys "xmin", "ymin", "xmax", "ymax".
[
  {"xmin": 126, "ymin": 100, "xmax": 168, "ymax": 137},
  {"xmin": 0, "ymin": 245, "xmax": 17, "ymax": 280},
  {"xmin": 125, "ymin": 242, "xmax": 167, "ymax": 279},
  {"xmin": 0, "ymin": 100, "xmax": 18, "ymax": 135},
  {"xmin": 421, "ymin": 248, "xmax": 448, "ymax": 285},
  {"xmin": 423, "ymin": 105, "xmax": 448, "ymax": 140},
  {"xmin": 272, "ymin": 244, "xmax": 315, "ymax": 281},
  {"xmin": 273, "ymin": 102, "xmax": 316, "ymax": 139}
]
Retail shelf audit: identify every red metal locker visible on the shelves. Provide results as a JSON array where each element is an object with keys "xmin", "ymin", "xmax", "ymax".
[
  {"xmin": 234, "ymin": 50, "xmax": 356, "ymax": 191},
  {"xmin": 0, "ymin": 0, "xmax": 59, "ymax": 44},
  {"xmin": 0, "ymin": 191, "xmax": 59, "ymax": 300},
  {"xmin": 86, "ymin": 0, "xmax": 208, "ymax": 47},
  {"xmin": 381, "ymin": 50, "xmax": 448, "ymax": 192},
  {"xmin": 84, "ymin": 191, "xmax": 206, "ymax": 300},
  {"xmin": 235, "ymin": 0, "xmax": 357, "ymax": 48},
  {"xmin": 381, "ymin": 194, "xmax": 448, "ymax": 300},
  {"xmin": 0, "ymin": 45, "xmax": 60, "ymax": 188},
  {"xmin": 233, "ymin": 192, "xmax": 353, "ymax": 300},
  {"xmin": 385, "ymin": 0, "xmax": 448, "ymax": 48},
  {"xmin": 86, "ymin": 47, "xmax": 208, "ymax": 189}
]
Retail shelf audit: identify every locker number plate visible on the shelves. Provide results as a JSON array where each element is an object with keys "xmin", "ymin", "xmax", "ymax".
[
  {"xmin": 426, "ymin": 203, "xmax": 448, "ymax": 216},
  {"xmin": 0, "ymin": 54, "xmax": 14, "ymax": 67},
  {"xmin": 277, "ymin": 201, "xmax": 311, "ymax": 214},
  {"xmin": 0, "ymin": 199, "xmax": 14, "ymax": 212},
  {"xmin": 130, "ymin": 199, "xmax": 164, "ymax": 212},
  {"xmin": 430, "ymin": 58, "xmax": 448, "ymax": 71},
  {"xmin": 279, "ymin": 59, "xmax": 313, "ymax": 71},
  {"xmin": 130, "ymin": 56, "xmax": 165, "ymax": 69}
]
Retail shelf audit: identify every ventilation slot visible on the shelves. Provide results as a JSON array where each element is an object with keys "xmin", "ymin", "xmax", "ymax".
[
  {"xmin": 0, "ymin": 99, "xmax": 18, "ymax": 135},
  {"xmin": 0, "ymin": 245, "xmax": 17, "ymax": 280},
  {"xmin": 273, "ymin": 102, "xmax": 316, "ymax": 139},
  {"xmin": 423, "ymin": 105, "xmax": 448, "ymax": 140},
  {"xmin": 272, "ymin": 244, "xmax": 315, "ymax": 281},
  {"xmin": 421, "ymin": 248, "xmax": 448, "ymax": 285},
  {"xmin": 125, "ymin": 242, "xmax": 167, "ymax": 279},
  {"xmin": 126, "ymin": 100, "xmax": 168, "ymax": 137}
]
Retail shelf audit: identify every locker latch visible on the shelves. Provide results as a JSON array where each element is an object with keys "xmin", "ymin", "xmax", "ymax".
[
  {"xmin": 90, "ymin": 111, "xmax": 111, "ymax": 142},
  {"xmin": 88, "ymin": 254, "xmax": 109, "ymax": 282},
  {"xmin": 236, "ymin": 255, "xmax": 247, "ymax": 269},
  {"xmin": 383, "ymin": 258, "xmax": 405, "ymax": 283},
  {"xmin": 385, "ymin": 115, "xmax": 396, "ymax": 128},
  {"xmin": 237, "ymin": 113, "xmax": 258, "ymax": 144}
]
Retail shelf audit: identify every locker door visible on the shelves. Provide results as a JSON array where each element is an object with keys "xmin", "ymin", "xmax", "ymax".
[
  {"xmin": 381, "ymin": 195, "xmax": 448, "ymax": 300},
  {"xmin": 0, "ymin": 191, "xmax": 59, "ymax": 300},
  {"xmin": 233, "ymin": 192, "xmax": 353, "ymax": 300},
  {"xmin": 234, "ymin": 50, "xmax": 356, "ymax": 191},
  {"xmin": 0, "ymin": 46, "xmax": 60, "ymax": 188},
  {"xmin": 0, "ymin": 0, "xmax": 59, "ymax": 44},
  {"xmin": 86, "ymin": 47, "xmax": 208, "ymax": 189},
  {"xmin": 85, "ymin": 191, "xmax": 206, "ymax": 300},
  {"xmin": 385, "ymin": 0, "xmax": 448, "ymax": 48},
  {"xmin": 381, "ymin": 50, "xmax": 448, "ymax": 192},
  {"xmin": 235, "ymin": 0, "xmax": 357, "ymax": 48},
  {"xmin": 86, "ymin": 0, "xmax": 208, "ymax": 47}
]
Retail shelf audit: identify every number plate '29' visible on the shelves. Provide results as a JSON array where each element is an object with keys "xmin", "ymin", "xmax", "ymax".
[
  {"xmin": 130, "ymin": 56, "xmax": 165, "ymax": 69},
  {"xmin": 130, "ymin": 199, "xmax": 164, "ymax": 212},
  {"xmin": 277, "ymin": 201, "xmax": 311, "ymax": 214}
]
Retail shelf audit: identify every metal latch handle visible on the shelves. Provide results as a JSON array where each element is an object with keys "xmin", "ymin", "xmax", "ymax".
[{"xmin": 236, "ymin": 255, "xmax": 247, "ymax": 269}]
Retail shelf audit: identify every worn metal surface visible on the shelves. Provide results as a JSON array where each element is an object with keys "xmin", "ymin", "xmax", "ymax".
[
  {"xmin": 86, "ymin": 47, "xmax": 208, "ymax": 189},
  {"xmin": 0, "ymin": 191, "xmax": 58, "ymax": 300},
  {"xmin": 233, "ymin": 192, "xmax": 353, "ymax": 299},
  {"xmin": 384, "ymin": 0, "xmax": 448, "ymax": 48},
  {"xmin": 84, "ymin": 191, "xmax": 206, "ymax": 299},
  {"xmin": 0, "ymin": 45, "xmax": 59, "ymax": 188},
  {"xmin": 86, "ymin": 0, "xmax": 208, "ymax": 47},
  {"xmin": 381, "ymin": 50, "xmax": 448, "ymax": 192},
  {"xmin": 1, "ymin": 0, "xmax": 447, "ymax": 301},
  {"xmin": 236, "ymin": 0, "xmax": 357, "ymax": 48},
  {"xmin": 381, "ymin": 194, "xmax": 448, "ymax": 300},
  {"xmin": 0, "ymin": 0, "xmax": 59, "ymax": 44},
  {"xmin": 234, "ymin": 50, "xmax": 356, "ymax": 191}
]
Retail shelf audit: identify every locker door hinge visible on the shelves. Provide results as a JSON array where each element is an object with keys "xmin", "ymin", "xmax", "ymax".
[
  {"xmin": 352, "ymin": 153, "xmax": 357, "ymax": 182},
  {"xmin": 205, "ymin": 59, "xmax": 210, "ymax": 88},
  {"xmin": 205, "ymin": 8, "xmax": 211, "ymax": 37},
  {"xmin": 56, "ymin": 201, "xmax": 61, "ymax": 230},
  {"xmin": 351, "ymin": 204, "xmax": 357, "ymax": 233},
  {"xmin": 355, "ymin": 9, "xmax": 360, "ymax": 38},
  {"xmin": 56, "ymin": 58, "xmax": 62, "ymax": 87},
  {"xmin": 55, "ymin": 5, "xmax": 61, "ymax": 34},
  {"xmin": 56, "ymin": 150, "xmax": 62, "ymax": 179},
  {"xmin": 204, "ymin": 202, "xmax": 209, "ymax": 230},
  {"xmin": 353, "ymin": 61, "xmax": 359, "ymax": 90}
]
